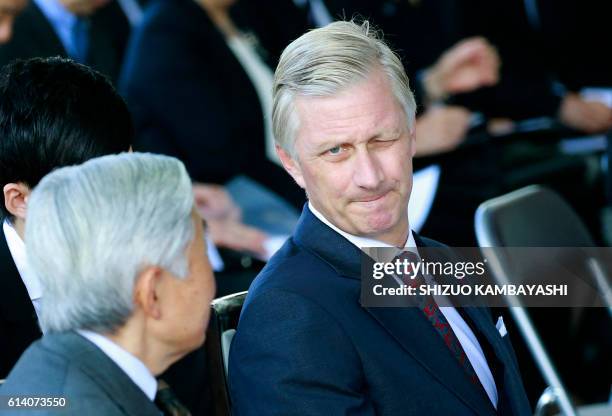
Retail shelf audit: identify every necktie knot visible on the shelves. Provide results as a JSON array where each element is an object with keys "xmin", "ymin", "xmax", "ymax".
[
  {"xmin": 155, "ymin": 379, "xmax": 191, "ymax": 416},
  {"xmin": 393, "ymin": 250, "xmax": 422, "ymax": 286}
]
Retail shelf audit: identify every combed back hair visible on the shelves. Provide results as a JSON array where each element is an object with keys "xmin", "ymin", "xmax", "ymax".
[
  {"xmin": 272, "ymin": 20, "xmax": 416, "ymax": 156},
  {"xmin": 25, "ymin": 153, "xmax": 195, "ymax": 334},
  {"xmin": 0, "ymin": 57, "xmax": 133, "ymax": 220}
]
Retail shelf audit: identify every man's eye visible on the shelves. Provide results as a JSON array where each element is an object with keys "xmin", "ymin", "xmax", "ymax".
[{"xmin": 328, "ymin": 146, "xmax": 342, "ymax": 155}]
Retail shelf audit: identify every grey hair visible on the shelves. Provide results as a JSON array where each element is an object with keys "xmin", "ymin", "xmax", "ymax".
[
  {"xmin": 272, "ymin": 20, "xmax": 417, "ymax": 156},
  {"xmin": 25, "ymin": 152, "xmax": 195, "ymax": 334}
]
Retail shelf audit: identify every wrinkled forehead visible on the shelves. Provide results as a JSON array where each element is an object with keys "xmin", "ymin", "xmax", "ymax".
[{"xmin": 292, "ymin": 74, "xmax": 408, "ymax": 151}]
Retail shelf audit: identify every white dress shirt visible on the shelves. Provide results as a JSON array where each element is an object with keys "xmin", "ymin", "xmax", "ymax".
[
  {"xmin": 226, "ymin": 34, "xmax": 279, "ymax": 166},
  {"xmin": 78, "ymin": 330, "xmax": 157, "ymax": 401},
  {"xmin": 3, "ymin": 220, "xmax": 43, "ymax": 320},
  {"xmin": 308, "ymin": 202, "xmax": 499, "ymax": 408}
]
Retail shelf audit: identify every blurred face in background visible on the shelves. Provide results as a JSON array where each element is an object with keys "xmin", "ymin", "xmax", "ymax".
[
  {"xmin": 0, "ymin": 0, "xmax": 26, "ymax": 43},
  {"xmin": 196, "ymin": 0, "xmax": 237, "ymax": 11},
  {"xmin": 59, "ymin": 0, "xmax": 109, "ymax": 16}
]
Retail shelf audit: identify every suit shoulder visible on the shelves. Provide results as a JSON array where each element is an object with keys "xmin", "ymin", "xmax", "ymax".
[
  {"xmin": 1, "ymin": 339, "xmax": 71, "ymax": 395},
  {"xmin": 248, "ymin": 236, "xmax": 339, "ymax": 296}
]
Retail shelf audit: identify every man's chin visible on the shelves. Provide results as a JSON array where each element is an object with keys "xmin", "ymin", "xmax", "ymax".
[{"xmin": 353, "ymin": 216, "xmax": 396, "ymax": 237}]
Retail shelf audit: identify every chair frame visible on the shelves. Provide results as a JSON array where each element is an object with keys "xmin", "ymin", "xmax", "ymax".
[
  {"xmin": 206, "ymin": 291, "xmax": 247, "ymax": 416},
  {"xmin": 475, "ymin": 185, "xmax": 578, "ymax": 416}
]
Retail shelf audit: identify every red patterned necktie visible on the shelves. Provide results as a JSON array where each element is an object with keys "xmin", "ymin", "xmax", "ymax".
[{"xmin": 395, "ymin": 251, "xmax": 481, "ymax": 386}]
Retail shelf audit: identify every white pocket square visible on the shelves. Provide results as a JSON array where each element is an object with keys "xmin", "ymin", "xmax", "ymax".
[{"xmin": 496, "ymin": 316, "xmax": 508, "ymax": 338}]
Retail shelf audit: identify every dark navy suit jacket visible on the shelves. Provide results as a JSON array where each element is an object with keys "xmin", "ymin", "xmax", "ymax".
[
  {"xmin": 0, "ymin": 1, "xmax": 130, "ymax": 84},
  {"xmin": 119, "ymin": 0, "xmax": 306, "ymax": 209},
  {"xmin": 0, "ymin": 230, "xmax": 40, "ymax": 379},
  {"xmin": 229, "ymin": 205, "xmax": 531, "ymax": 415}
]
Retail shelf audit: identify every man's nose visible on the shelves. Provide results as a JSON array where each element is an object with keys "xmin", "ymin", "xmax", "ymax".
[{"xmin": 353, "ymin": 150, "xmax": 384, "ymax": 189}]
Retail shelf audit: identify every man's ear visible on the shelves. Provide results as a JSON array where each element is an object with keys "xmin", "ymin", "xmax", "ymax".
[
  {"xmin": 409, "ymin": 125, "xmax": 417, "ymax": 158},
  {"xmin": 276, "ymin": 144, "xmax": 305, "ymax": 189},
  {"xmin": 133, "ymin": 266, "xmax": 163, "ymax": 320},
  {"xmin": 3, "ymin": 183, "xmax": 30, "ymax": 220}
]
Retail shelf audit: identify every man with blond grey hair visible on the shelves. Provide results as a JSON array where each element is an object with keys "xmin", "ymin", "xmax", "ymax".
[
  {"xmin": 229, "ymin": 21, "xmax": 530, "ymax": 415},
  {"xmin": 1, "ymin": 153, "xmax": 216, "ymax": 415}
]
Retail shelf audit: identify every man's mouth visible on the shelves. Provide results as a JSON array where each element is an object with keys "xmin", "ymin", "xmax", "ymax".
[{"xmin": 355, "ymin": 191, "xmax": 389, "ymax": 203}]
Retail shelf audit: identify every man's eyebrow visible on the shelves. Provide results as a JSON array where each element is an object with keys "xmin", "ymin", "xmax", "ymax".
[
  {"xmin": 313, "ymin": 137, "xmax": 345, "ymax": 152},
  {"xmin": 372, "ymin": 128, "xmax": 403, "ymax": 139},
  {"xmin": 312, "ymin": 128, "xmax": 405, "ymax": 152}
]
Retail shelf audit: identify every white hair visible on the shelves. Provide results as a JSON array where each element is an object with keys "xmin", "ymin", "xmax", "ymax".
[
  {"xmin": 25, "ymin": 152, "xmax": 195, "ymax": 334},
  {"xmin": 272, "ymin": 20, "xmax": 417, "ymax": 156}
]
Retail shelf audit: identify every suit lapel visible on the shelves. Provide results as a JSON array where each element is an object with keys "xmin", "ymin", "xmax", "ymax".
[
  {"xmin": 294, "ymin": 207, "xmax": 495, "ymax": 415},
  {"xmin": 22, "ymin": 3, "xmax": 68, "ymax": 56},
  {"xmin": 364, "ymin": 305, "xmax": 495, "ymax": 416},
  {"xmin": 463, "ymin": 307, "xmax": 531, "ymax": 414},
  {"xmin": 293, "ymin": 204, "xmax": 363, "ymax": 279},
  {"xmin": 54, "ymin": 332, "xmax": 160, "ymax": 416}
]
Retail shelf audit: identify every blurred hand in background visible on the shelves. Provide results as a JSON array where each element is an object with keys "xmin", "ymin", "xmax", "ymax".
[
  {"xmin": 415, "ymin": 105, "xmax": 472, "ymax": 156},
  {"xmin": 559, "ymin": 93, "xmax": 612, "ymax": 134},
  {"xmin": 193, "ymin": 182, "xmax": 268, "ymax": 258},
  {"xmin": 424, "ymin": 37, "xmax": 500, "ymax": 102}
]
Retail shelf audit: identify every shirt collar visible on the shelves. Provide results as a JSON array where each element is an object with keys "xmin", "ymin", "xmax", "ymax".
[
  {"xmin": 307, "ymin": 201, "xmax": 417, "ymax": 253},
  {"xmin": 3, "ymin": 219, "xmax": 42, "ymax": 301},
  {"xmin": 77, "ymin": 330, "xmax": 157, "ymax": 401},
  {"xmin": 34, "ymin": 0, "xmax": 77, "ymax": 27}
]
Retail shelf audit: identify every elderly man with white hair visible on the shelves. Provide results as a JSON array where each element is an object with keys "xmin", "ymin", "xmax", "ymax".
[{"xmin": 1, "ymin": 152, "xmax": 216, "ymax": 416}]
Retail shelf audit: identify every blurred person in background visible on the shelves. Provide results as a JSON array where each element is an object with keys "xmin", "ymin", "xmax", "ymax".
[
  {"xmin": 120, "ymin": 0, "xmax": 304, "ymax": 206},
  {"xmin": 0, "ymin": 0, "xmax": 26, "ymax": 43},
  {"xmin": 1, "ymin": 153, "xmax": 216, "ymax": 416},
  {"xmin": 0, "ymin": 0, "xmax": 130, "ymax": 83},
  {"xmin": 0, "ymin": 57, "xmax": 133, "ymax": 379},
  {"xmin": 447, "ymin": 0, "xmax": 612, "ymax": 134},
  {"xmin": 457, "ymin": 1, "xmax": 612, "ymax": 403},
  {"xmin": 317, "ymin": 0, "xmax": 612, "ymax": 134},
  {"xmin": 120, "ymin": 0, "xmax": 309, "ymax": 272}
]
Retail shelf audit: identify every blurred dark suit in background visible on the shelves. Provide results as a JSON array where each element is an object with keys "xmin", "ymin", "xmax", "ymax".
[
  {"xmin": 120, "ymin": 0, "xmax": 305, "ymax": 209},
  {"xmin": 0, "ymin": 0, "xmax": 130, "ymax": 83}
]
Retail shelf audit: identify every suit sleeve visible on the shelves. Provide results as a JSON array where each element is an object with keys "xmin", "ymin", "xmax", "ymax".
[{"xmin": 228, "ymin": 289, "xmax": 375, "ymax": 416}]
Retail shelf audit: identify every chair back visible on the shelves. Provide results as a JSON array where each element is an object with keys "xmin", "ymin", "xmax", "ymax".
[
  {"xmin": 475, "ymin": 185, "xmax": 596, "ymax": 416},
  {"xmin": 475, "ymin": 184, "xmax": 594, "ymax": 248},
  {"xmin": 206, "ymin": 291, "xmax": 247, "ymax": 416}
]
